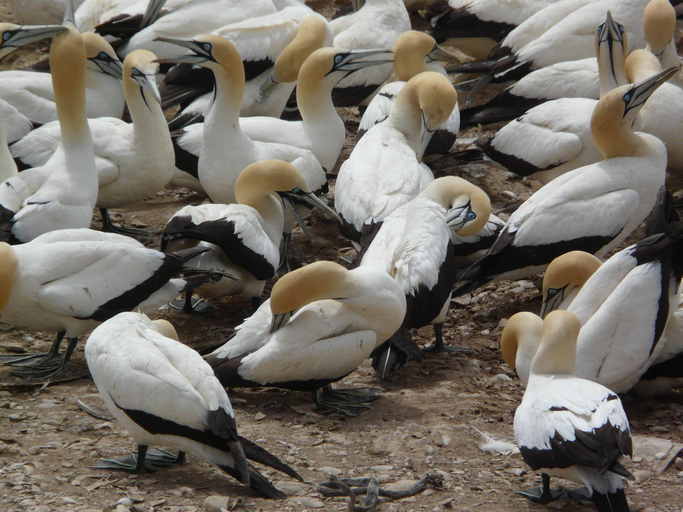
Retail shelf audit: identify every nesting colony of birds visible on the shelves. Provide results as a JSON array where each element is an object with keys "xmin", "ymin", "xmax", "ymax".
[{"xmin": 0, "ymin": 0, "xmax": 682, "ymax": 511}]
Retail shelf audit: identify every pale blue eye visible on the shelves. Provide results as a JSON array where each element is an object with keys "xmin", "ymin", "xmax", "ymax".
[{"xmin": 466, "ymin": 211, "xmax": 476, "ymax": 221}]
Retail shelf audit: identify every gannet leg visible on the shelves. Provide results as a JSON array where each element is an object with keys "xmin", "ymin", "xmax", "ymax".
[
  {"xmin": 94, "ymin": 446, "xmax": 186, "ymax": 473},
  {"xmin": 516, "ymin": 473, "xmax": 566, "ymax": 504},
  {"xmin": 313, "ymin": 385, "xmax": 381, "ymax": 416},
  {"xmin": 422, "ymin": 324, "xmax": 472, "ymax": 354},
  {"xmin": 10, "ymin": 337, "xmax": 79, "ymax": 379},
  {"xmin": 0, "ymin": 331, "xmax": 65, "ymax": 366}
]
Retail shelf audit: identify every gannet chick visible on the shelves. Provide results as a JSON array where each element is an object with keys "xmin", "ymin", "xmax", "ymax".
[
  {"xmin": 160, "ymin": 34, "xmax": 326, "ymax": 204},
  {"xmin": 0, "ymin": 230, "xmax": 213, "ymax": 379},
  {"xmin": 358, "ymin": 30, "xmax": 460, "ymax": 155},
  {"xmin": 11, "ymin": 49, "xmax": 173, "ymax": 236},
  {"xmin": 206, "ymin": 261, "xmax": 406, "ymax": 416},
  {"xmin": 456, "ymin": 66, "xmax": 676, "ymax": 294},
  {"xmin": 360, "ymin": 177, "xmax": 491, "ymax": 379},
  {"xmin": 85, "ymin": 312, "xmax": 301, "ymax": 498},
  {"xmin": 161, "ymin": 160, "xmax": 335, "ymax": 312},
  {"xmin": 335, "ymin": 71, "xmax": 457, "ymax": 242},
  {"xmin": 514, "ymin": 311, "xmax": 633, "ymax": 510}
]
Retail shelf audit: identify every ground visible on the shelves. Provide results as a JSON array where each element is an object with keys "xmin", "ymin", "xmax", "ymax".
[{"xmin": 1, "ymin": 1, "xmax": 682, "ymax": 512}]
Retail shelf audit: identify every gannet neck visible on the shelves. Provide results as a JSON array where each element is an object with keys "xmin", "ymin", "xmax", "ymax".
[
  {"xmin": 388, "ymin": 80, "xmax": 423, "ymax": 151},
  {"xmin": 531, "ymin": 311, "xmax": 580, "ymax": 376},
  {"xmin": 247, "ymin": 194, "xmax": 285, "ymax": 246},
  {"xmin": 0, "ymin": 120, "xmax": 17, "ymax": 181},
  {"xmin": 123, "ymin": 53, "xmax": 169, "ymax": 151},
  {"xmin": 274, "ymin": 16, "xmax": 328, "ymax": 83},
  {"xmin": 51, "ymin": 27, "xmax": 91, "ymax": 148},
  {"xmin": 0, "ymin": 243, "xmax": 17, "ymax": 312},
  {"xmin": 297, "ymin": 48, "xmax": 345, "ymax": 169},
  {"xmin": 207, "ymin": 63, "xmax": 245, "ymax": 133},
  {"xmin": 653, "ymin": 41, "xmax": 681, "ymax": 72}
]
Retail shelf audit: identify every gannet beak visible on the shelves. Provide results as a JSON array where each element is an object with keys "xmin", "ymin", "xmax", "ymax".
[
  {"xmin": 153, "ymin": 37, "xmax": 214, "ymax": 65},
  {"xmin": 278, "ymin": 189, "xmax": 340, "ymax": 221},
  {"xmin": 445, "ymin": 205, "xmax": 475, "ymax": 231},
  {"xmin": 598, "ymin": 11, "xmax": 625, "ymax": 44},
  {"xmin": 623, "ymin": 65, "xmax": 680, "ymax": 115},
  {"xmin": 141, "ymin": 0, "xmax": 168, "ymax": 28},
  {"xmin": 540, "ymin": 287, "xmax": 566, "ymax": 318},
  {"xmin": 0, "ymin": 24, "xmax": 68, "ymax": 59},
  {"xmin": 328, "ymin": 48, "xmax": 394, "ymax": 75},
  {"xmin": 427, "ymin": 44, "xmax": 460, "ymax": 63},
  {"xmin": 90, "ymin": 52, "xmax": 123, "ymax": 79},
  {"xmin": 132, "ymin": 68, "xmax": 162, "ymax": 103}
]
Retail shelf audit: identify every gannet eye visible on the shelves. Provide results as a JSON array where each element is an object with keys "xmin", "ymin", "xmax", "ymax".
[
  {"xmin": 334, "ymin": 54, "xmax": 345, "ymax": 65},
  {"xmin": 466, "ymin": 211, "xmax": 476, "ymax": 221},
  {"xmin": 547, "ymin": 287, "xmax": 561, "ymax": 298},
  {"xmin": 200, "ymin": 42, "xmax": 213, "ymax": 54},
  {"xmin": 623, "ymin": 90, "xmax": 633, "ymax": 103},
  {"xmin": 2, "ymin": 31, "xmax": 13, "ymax": 42}
]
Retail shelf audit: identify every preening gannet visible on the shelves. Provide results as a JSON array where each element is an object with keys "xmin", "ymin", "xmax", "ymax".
[
  {"xmin": 0, "ymin": 229, "xmax": 214, "ymax": 378},
  {"xmin": 358, "ymin": 31, "xmax": 461, "ymax": 155},
  {"xmin": 10, "ymin": 49, "xmax": 174, "ymax": 235},
  {"xmin": 478, "ymin": 12, "xmax": 627, "ymax": 183},
  {"xmin": 360, "ymin": 177, "xmax": 491, "ymax": 379},
  {"xmin": 514, "ymin": 311, "xmax": 633, "ymax": 510},
  {"xmin": 335, "ymin": 72, "xmax": 457, "ymax": 241},
  {"xmin": 161, "ymin": 160, "xmax": 335, "ymax": 311},
  {"xmin": 161, "ymin": 34, "xmax": 325, "ymax": 204},
  {"xmin": 456, "ymin": 66, "xmax": 675, "ymax": 292},
  {"xmin": 239, "ymin": 47, "xmax": 394, "ymax": 171},
  {"xmin": 0, "ymin": 30, "xmax": 124, "ymax": 129},
  {"xmin": 329, "ymin": 0, "xmax": 411, "ymax": 106},
  {"xmin": 500, "ymin": 311, "xmax": 543, "ymax": 387},
  {"xmin": 540, "ymin": 250, "xmax": 602, "ymax": 317},
  {"xmin": 85, "ymin": 312, "xmax": 301, "ymax": 497},
  {"xmin": 0, "ymin": 24, "xmax": 99, "ymax": 244},
  {"xmin": 206, "ymin": 261, "xmax": 406, "ymax": 416}
]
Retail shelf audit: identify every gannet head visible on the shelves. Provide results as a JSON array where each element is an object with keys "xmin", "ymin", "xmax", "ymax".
[
  {"xmin": 151, "ymin": 319, "xmax": 179, "ymax": 341},
  {"xmin": 422, "ymin": 177, "xmax": 491, "ymax": 236},
  {"xmin": 540, "ymin": 251, "xmax": 601, "ymax": 318},
  {"xmin": 594, "ymin": 11, "xmax": 628, "ymax": 93},
  {"xmin": 531, "ymin": 310, "xmax": 581, "ymax": 376},
  {"xmin": 403, "ymin": 71, "xmax": 457, "ymax": 132},
  {"xmin": 82, "ymin": 32, "xmax": 122, "ymax": 79},
  {"xmin": 0, "ymin": 23, "xmax": 67, "ymax": 60},
  {"xmin": 393, "ymin": 30, "xmax": 457, "ymax": 81},
  {"xmin": 273, "ymin": 16, "xmax": 330, "ymax": 83},
  {"xmin": 124, "ymin": 49, "xmax": 161, "ymax": 104},
  {"xmin": 644, "ymin": 0, "xmax": 676, "ymax": 55},
  {"xmin": 500, "ymin": 312, "xmax": 543, "ymax": 371}
]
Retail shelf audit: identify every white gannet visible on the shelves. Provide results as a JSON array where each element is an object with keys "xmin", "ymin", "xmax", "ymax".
[
  {"xmin": 163, "ymin": 11, "xmax": 330, "ymax": 125},
  {"xmin": 540, "ymin": 250, "xmax": 602, "ymax": 317},
  {"xmin": 161, "ymin": 160, "xmax": 335, "ymax": 311},
  {"xmin": 10, "ymin": 0, "xmax": 85, "ymax": 25},
  {"xmin": 500, "ymin": 311, "xmax": 543, "ymax": 387},
  {"xmin": 625, "ymin": 49, "xmax": 683, "ymax": 177},
  {"xmin": 514, "ymin": 310, "xmax": 633, "ymax": 510},
  {"xmin": 0, "ymin": 230, "xmax": 212, "ymax": 378},
  {"xmin": 239, "ymin": 47, "xmax": 393, "ymax": 172},
  {"xmin": 0, "ymin": 31, "xmax": 124, "ymax": 129},
  {"xmin": 0, "ymin": 24, "xmax": 100, "ymax": 244},
  {"xmin": 459, "ymin": 10, "xmax": 628, "ymax": 128},
  {"xmin": 360, "ymin": 177, "xmax": 491, "ymax": 379},
  {"xmin": 358, "ymin": 31, "xmax": 461, "ymax": 155},
  {"xmin": 453, "ymin": 0, "xmax": 651, "ymax": 82},
  {"xmin": 10, "ymin": 49, "xmax": 174, "ymax": 235},
  {"xmin": 206, "ymin": 261, "xmax": 406, "ymax": 416},
  {"xmin": 161, "ymin": 35, "xmax": 325, "ymax": 204},
  {"xmin": 429, "ymin": 0, "xmax": 559, "ymax": 56},
  {"xmin": 85, "ymin": 312, "xmax": 302, "ymax": 497},
  {"xmin": 478, "ymin": 12, "xmax": 627, "ymax": 183},
  {"xmin": 644, "ymin": 0, "xmax": 682, "ymax": 74},
  {"xmin": 75, "ymin": 0, "xmax": 167, "ymax": 36},
  {"xmin": 0, "ymin": 102, "xmax": 31, "ymax": 182},
  {"xmin": 335, "ymin": 72, "xmax": 457, "ymax": 242},
  {"xmin": 329, "ymin": 0, "xmax": 411, "ymax": 106},
  {"xmin": 117, "ymin": 0, "xmax": 287, "ymax": 57},
  {"xmin": 456, "ymin": 67, "xmax": 675, "ymax": 293}
]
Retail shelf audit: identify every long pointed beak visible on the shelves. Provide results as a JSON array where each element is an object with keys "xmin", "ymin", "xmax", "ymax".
[
  {"xmin": 141, "ymin": 0, "xmax": 168, "ymax": 28},
  {"xmin": 624, "ymin": 65, "xmax": 680, "ymax": 115},
  {"xmin": 1, "ymin": 24, "xmax": 68, "ymax": 52},
  {"xmin": 92, "ymin": 55, "xmax": 123, "ymax": 80},
  {"xmin": 601, "ymin": 10, "xmax": 624, "ymax": 44},
  {"xmin": 153, "ymin": 37, "xmax": 210, "ymax": 65},
  {"xmin": 428, "ymin": 44, "xmax": 460, "ymax": 63},
  {"xmin": 445, "ymin": 208, "xmax": 466, "ymax": 230},
  {"xmin": 331, "ymin": 48, "xmax": 394, "ymax": 73},
  {"xmin": 303, "ymin": 192, "xmax": 341, "ymax": 221},
  {"xmin": 539, "ymin": 289, "xmax": 565, "ymax": 318},
  {"xmin": 134, "ymin": 73, "xmax": 162, "ymax": 103}
]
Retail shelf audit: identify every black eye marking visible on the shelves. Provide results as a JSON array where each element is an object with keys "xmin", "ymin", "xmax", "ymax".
[
  {"xmin": 334, "ymin": 54, "xmax": 345, "ymax": 65},
  {"xmin": 2, "ymin": 30, "xmax": 14, "ymax": 42},
  {"xmin": 466, "ymin": 210, "xmax": 476, "ymax": 221},
  {"xmin": 546, "ymin": 287, "xmax": 561, "ymax": 298},
  {"xmin": 200, "ymin": 42, "xmax": 213, "ymax": 53}
]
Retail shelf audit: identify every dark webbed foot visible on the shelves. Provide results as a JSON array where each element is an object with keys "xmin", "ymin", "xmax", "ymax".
[
  {"xmin": 9, "ymin": 337, "xmax": 78, "ymax": 380},
  {"xmin": 313, "ymin": 386, "xmax": 381, "ymax": 416},
  {"xmin": 1, "ymin": 331, "xmax": 65, "ymax": 367},
  {"xmin": 169, "ymin": 291, "xmax": 215, "ymax": 313},
  {"xmin": 422, "ymin": 324, "xmax": 472, "ymax": 354},
  {"xmin": 94, "ymin": 445, "xmax": 185, "ymax": 473},
  {"xmin": 516, "ymin": 474, "xmax": 566, "ymax": 504}
]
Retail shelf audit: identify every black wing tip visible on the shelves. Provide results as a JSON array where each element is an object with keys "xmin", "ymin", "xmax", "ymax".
[
  {"xmin": 238, "ymin": 435, "xmax": 303, "ymax": 482},
  {"xmin": 217, "ymin": 464, "xmax": 287, "ymax": 499}
]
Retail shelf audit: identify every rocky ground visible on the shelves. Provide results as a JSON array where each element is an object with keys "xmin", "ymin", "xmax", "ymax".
[{"xmin": 1, "ymin": 1, "xmax": 683, "ymax": 512}]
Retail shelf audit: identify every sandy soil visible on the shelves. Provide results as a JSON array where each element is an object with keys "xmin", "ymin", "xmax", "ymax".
[{"xmin": 1, "ymin": 2, "xmax": 682, "ymax": 512}]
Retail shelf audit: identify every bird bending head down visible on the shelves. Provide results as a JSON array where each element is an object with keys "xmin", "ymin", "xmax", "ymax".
[
  {"xmin": 421, "ymin": 176, "xmax": 491, "ymax": 236},
  {"xmin": 643, "ymin": 0, "xmax": 677, "ymax": 55},
  {"xmin": 530, "ymin": 310, "xmax": 581, "ymax": 376},
  {"xmin": 540, "ymin": 251, "xmax": 602, "ymax": 317}
]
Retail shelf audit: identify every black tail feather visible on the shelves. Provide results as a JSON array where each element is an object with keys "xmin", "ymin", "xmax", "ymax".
[
  {"xmin": 591, "ymin": 488, "xmax": 629, "ymax": 512},
  {"xmin": 217, "ymin": 464, "xmax": 286, "ymax": 499},
  {"xmin": 238, "ymin": 435, "xmax": 303, "ymax": 482}
]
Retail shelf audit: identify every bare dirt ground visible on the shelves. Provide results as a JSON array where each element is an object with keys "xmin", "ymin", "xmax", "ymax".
[{"xmin": 1, "ymin": 2, "xmax": 682, "ymax": 512}]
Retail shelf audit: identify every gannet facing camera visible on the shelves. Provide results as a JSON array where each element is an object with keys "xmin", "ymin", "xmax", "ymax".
[{"xmin": 85, "ymin": 312, "xmax": 301, "ymax": 497}]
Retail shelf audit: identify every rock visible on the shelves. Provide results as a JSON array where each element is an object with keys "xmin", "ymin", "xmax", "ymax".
[
  {"xmin": 369, "ymin": 465, "xmax": 394, "ymax": 472},
  {"xmin": 254, "ymin": 412, "xmax": 266, "ymax": 421},
  {"xmin": 274, "ymin": 481, "xmax": 309, "ymax": 496},
  {"xmin": 489, "ymin": 374, "xmax": 512, "ymax": 384},
  {"xmin": 170, "ymin": 486, "xmax": 193, "ymax": 497},
  {"xmin": 505, "ymin": 468, "xmax": 526, "ymax": 476},
  {"xmin": 62, "ymin": 497, "xmax": 77, "ymax": 505},
  {"xmin": 203, "ymin": 495, "xmax": 228, "ymax": 512},
  {"xmin": 633, "ymin": 435, "xmax": 673, "ymax": 461},
  {"xmin": 384, "ymin": 479, "xmax": 420, "ymax": 493},
  {"xmin": 633, "ymin": 469, "xmax": 652, "ymax": 483},
  {"xmin": 293, "ymin": 497, "xmax": 325, "ymax": 508},
  {"xmin": 319, "ymin": 466, "xmax": 342, "ymax": 477}
]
